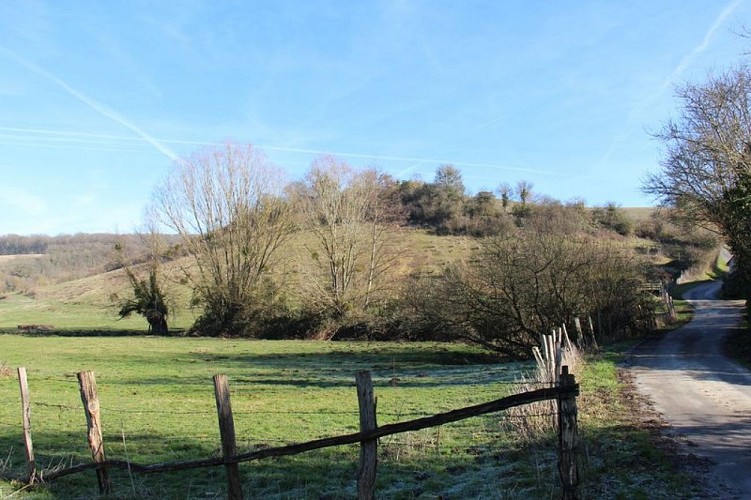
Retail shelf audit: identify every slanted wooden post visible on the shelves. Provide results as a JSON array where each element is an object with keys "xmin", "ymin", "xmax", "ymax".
[
  {"xmin": 77, "ymin": 371, "xmax": 111, "ymax": 494},
  {"xmin": 587, "ymin": 316, "xmax": 599, "ymax": 350},
  {"xmin": 17, "ymin": 367, "xmax": 36, "ymax": 484},
  {"xmin": 558, "ymin": 366, "xmax": 579, "ymax": 500},
  {"xmin": 356, "ymin": 371, "xmax": 377, "ymax": 500},
  {"xmin": 574, "ymin": 318, "xmax": 584, "ymax": 348},
  {"xmin": 213, "ymin": 374, "xmax": 244, "ymax": 500}
]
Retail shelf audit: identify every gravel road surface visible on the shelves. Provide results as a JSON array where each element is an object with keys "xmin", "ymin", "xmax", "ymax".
[{"xmin": 629, "ymin": 281, "xmax": 751, "ymax": 497}]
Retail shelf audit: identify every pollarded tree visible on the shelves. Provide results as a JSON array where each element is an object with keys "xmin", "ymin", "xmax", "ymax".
[
  {"xmin": 154, "ymin": 143, "xmax": 296, "ymax": 336},
  {"xmin": 118, "ymin": 263, "xmax": 169, "ymax": 334},
  {"xmin": 114, "ymin": 231, "xmax": 170, "ymax": 334},
  {"xmin": 643, "ymin": 65, "xmax": 751, "ymax": 296},
  {"xmin": 497, "ymin": 181, "xmax": 513, "ymax": 210},
  {"xmin": 516, "ymin": 180, "xmax": 533, "ymax": 205}
]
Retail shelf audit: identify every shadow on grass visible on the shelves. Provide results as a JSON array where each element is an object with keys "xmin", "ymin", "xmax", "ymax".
[
  {"xmin": 578, "ymin": 421, "xmax": 703, "ymax": 498},
  {"xmin": 0, "ymin": 422, "xmax": 560, "ymax": 498},
  {"xmin": 724, "ymin": 322, "xmax": 751, "ymax": 370},
  {"xmin": 99, "ymin": 347, "xmax": 508, "ymax": 388},
  {"xmin": 0, "ymin": 328, "xmax": 189, "ymax": 338}
]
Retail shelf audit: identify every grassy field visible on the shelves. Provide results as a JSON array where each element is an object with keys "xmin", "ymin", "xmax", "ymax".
[
  {"xmin": 0, "ymin": 334, "xmax": 703, "ymax": 499},
  {"xmin": 0, "ymin": 223, "xmax": 714, "ymax": 497},
  {"xmin": 0, "ymin": 292, "xmax": 197, "ymax": 332}
]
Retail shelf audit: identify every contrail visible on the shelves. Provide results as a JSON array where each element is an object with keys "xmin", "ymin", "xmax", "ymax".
[
  {"xmin": 0, "ymin": 126, "xmax": 565, "ymax": 176},
  {"xmin": 0, "ymin": 45, "xmax": 178, "ymax": 161},
  {"xmin": 600, "ymin": 0, "xmax": 742, "ymax": 167},
  {"xmin": 662, "ymin": 0, "xmax": 742, "ymax": 88}
]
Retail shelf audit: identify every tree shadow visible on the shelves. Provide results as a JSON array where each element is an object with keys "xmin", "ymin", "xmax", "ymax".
[{"xmin": 0, "ymin": 419, "xmax": 562, "ymax": 499}]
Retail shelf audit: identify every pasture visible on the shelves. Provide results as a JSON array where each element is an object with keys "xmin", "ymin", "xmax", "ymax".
[
  {"xmin": 0, "ymin": 333, "xmax": 702, "ymax": 498},
  {"xmin": 0, "ymin": 335, "xmax": 545, "ymax": 498}
]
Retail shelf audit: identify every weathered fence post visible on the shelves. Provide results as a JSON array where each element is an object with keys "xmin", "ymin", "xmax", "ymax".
[
  {"xmin": 77, "ymin": 371, "xmax": 111, "ymax": 494},
  {"xmin": 213, "ymin": 374, "xmax": 244, "ymax": 500},
  {"xmin": 17, "ymin": 367, "xmax": 36, "ymax": 484},
  {"xmin": 558, "ymin": 366, "xmax": 579, "ymax": 500},
  {"xmin": 356, "ymin": 371, "xmax": 377, "ymax": 500},
  {"xmin": 587, "ymin": 316, "xmax": 599, "ymax": 350},
  {"xmin": 574, "ymin": 318, "xmax": 584, "ymax": 347}
]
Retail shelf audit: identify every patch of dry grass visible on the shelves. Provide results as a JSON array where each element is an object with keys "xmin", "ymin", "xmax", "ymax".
[
  {"xmin": 0, "ymin": 254, "xmax": 44, "ymax": 263},
  {"xmin": 504, "ymin": 328, "xmax": 583, "ymax": 441}
]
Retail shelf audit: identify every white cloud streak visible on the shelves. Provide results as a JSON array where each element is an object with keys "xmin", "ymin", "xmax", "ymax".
[
  {"xmin": 599, "ymin": 0, "xmax": 742, "ymax": 168},
  {"xmin": 661, "ymin": 0, "xmax": 742, "ymax": 89},
  {"xmin": 0, "ymin": 126, "xmax": 565, "ymax": 177},
  {"xmin": 0, "ymin": 45, "xmax": 178, "ymax": 161}
]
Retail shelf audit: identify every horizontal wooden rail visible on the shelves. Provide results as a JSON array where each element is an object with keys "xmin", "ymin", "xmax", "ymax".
[{"xmin": 42, "ymin": 384, "xmax": 575, "ymax": 481}]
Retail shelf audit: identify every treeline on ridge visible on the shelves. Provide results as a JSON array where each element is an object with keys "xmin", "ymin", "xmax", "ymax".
[{"xmin": 112, "ymin": 146, "xmax": 718, "ymax": 357}]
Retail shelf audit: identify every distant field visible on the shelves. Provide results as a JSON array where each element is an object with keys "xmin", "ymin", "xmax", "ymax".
[
  {"xmin": 0, "ymin": 291, "xmax": 196, "ymax": 331},
  {"xmin": 0, "ymin": 222, "xmax": 684, "ymax": 333},
  {"xmin": 0, "ymin": 253, "xmax": 44, "ymax": 262},
  {"xmin": 621, "ymin": 206, "xmax": 657, "ymax": 221}
]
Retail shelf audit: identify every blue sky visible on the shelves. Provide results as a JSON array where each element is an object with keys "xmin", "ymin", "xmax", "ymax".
[{"xmin": 0, "ymin": 0, "xmax": 749, "ymax": 235}]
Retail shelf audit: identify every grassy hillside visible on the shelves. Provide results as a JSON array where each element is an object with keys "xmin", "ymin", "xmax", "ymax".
[
  {"xmin": 0, "ymin": 229, "xmax": 475, "ymax": 333},
  {"xmin": 0, "ymin": 214, "xmax": 719, "ymax": 334},
  {"xmin": 621, "ymin": 206, "xmax": 658, "ymax": 221}
]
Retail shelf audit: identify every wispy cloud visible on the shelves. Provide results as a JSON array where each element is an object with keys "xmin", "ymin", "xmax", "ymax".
[
  {"xmin": 599, "ymin": 0, "xmax": 742, "ymax": 167},
  {"xmin": 0, "ymin": 45, "xmax": 178, "ymax": 161},
  {"xmin": 661, "ymin": 0, "xmax": 742, "ymax": 89},
  {"xmin": 0, "ymin": 126, "xmax": 566, "ymax": 177}
]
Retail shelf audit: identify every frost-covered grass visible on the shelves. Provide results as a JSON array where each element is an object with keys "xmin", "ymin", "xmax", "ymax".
[
  {"xmin": 577, "ymin": 349, "xmax": 707, "ymax": 498},
  {"xmin": 0, "ymin": 333, "xmax": 706, "ymax": 498},
  {"xmin": 0, "ymin": 335, "xmax": 555, "ymax": 498}
]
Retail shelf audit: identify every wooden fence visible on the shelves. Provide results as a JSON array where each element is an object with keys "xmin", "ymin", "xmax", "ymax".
[{"xmin": 13, "ymin": 366, "xmax": 580, "ymax": 499}]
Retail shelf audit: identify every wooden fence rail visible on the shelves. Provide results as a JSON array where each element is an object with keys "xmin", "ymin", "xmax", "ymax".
[{"xmin": 14, "ymin": 367, "xmax": 580, "ymax": 499}]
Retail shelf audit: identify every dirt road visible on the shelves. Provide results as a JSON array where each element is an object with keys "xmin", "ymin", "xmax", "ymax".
[{"xmin": 629, "ymin": 281, "xmax": 751, "ymax": 497}]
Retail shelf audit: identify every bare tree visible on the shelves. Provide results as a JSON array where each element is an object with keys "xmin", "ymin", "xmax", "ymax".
[
  {"xmin": 153, "ymin": 143, "xmax": 295, "ymax": 335},
  {"xmin": 434, "ymin": 164, "xmax": 465, "ymax": 196},
  {"xmin": 296, "ymin": 156, "xmax": 398, "ymax": 318},
  {"xmin": 412, "ymin": 223, "xmax": 648, "ymax": 358},
  {"xmin": 643, "ymin": 65, "xmax": 751, "ymax": 295}
]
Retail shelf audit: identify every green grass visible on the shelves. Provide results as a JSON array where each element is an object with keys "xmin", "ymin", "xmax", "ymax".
[
  {"xmin": 576, "ymin": 348, "xmax": 705, "ymax": 498},
  {"xmin": 0, "ymin": 336, "xmax": 543, "ymax": 498},
  {"xmin": 0, "ymin": 334, "xmax": 709, "ymax": 499},
  {"xmin": 0, "ymin": 228, "xmax": 471, "ymax": 335},
  {"xmin": 0, "ymin": 293, "xmax": 196, "ymax": 332}
]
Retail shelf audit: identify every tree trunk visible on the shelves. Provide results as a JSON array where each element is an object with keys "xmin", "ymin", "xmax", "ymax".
[{"xmin": 148, "ymin": 313, "xmax": 168, "ymax": 335}]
